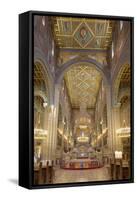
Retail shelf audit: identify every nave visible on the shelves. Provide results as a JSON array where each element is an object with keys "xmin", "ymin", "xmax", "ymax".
[{"xmin": 33, "ymin": 15, "xmax": 131, "ymax": 185}]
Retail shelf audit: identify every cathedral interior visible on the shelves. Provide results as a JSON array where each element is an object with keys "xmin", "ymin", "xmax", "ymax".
[{"xmin": 33, "ymin": 15, "xmax": 131, "ymax": 185}]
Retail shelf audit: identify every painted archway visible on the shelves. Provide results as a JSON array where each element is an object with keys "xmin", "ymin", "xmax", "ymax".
[
  {"xmin": 112, "ymin": 63, "xmax": 130, "ymax": 152},
  {"xmin": 34, "ymin": 52, "xmax": 54, "ymax": 105},
  {"xmin": 55, "ymin": 57, "xmax": 110, "ymax": 85},
  {"xmin": 53, "ymin": 58, "xmax": 113, "ymax": 154},
  {"xmin": 112, "ymin": 63, "xmax": 130, "ymax": 105}
]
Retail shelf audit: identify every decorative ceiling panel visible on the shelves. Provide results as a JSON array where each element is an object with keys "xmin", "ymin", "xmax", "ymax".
[
  {"xmin": 119, "ymin": 64, "xmax": 130, "ymax": 88},
  {"xmin": 57, "ymin": 50, "xmax": 107, "ymax": 66},
  {"xmin": 64, "ymin": 64, "xmax": 102, "ymax": 108},
  {"xmin": 52, "ymin": 17, "xmax": 113, "ymax": 49},
  {"xmin": 34, "ymin": 62, "xmax": 47, "ymax": 92}
]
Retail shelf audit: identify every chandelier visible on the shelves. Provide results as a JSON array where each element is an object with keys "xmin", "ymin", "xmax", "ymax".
[
  {"xmin": 116, "ymin": 120, "xmax": 130, "ymax": 137},
  {"xmin": 34, "ymin": 128, "xmax": 47, "ymax": 135},
  {"xmin": 77, "ymin": 130, "xmax": 89, "ymax": 143},
  {"xmin": 75, "ymin": 103, "xmax": 91, "ymax": 127},
  {"xmin": 77, "ymin": 136, "xmax": 89, "ymax": 143}
]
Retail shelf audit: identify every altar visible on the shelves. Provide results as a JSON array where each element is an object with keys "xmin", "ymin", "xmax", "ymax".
[{"xmin": 61, "ymin": 158, "xmax": 102, "ymax": 169}]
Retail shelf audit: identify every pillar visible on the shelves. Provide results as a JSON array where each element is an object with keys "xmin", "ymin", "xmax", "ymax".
[
  {"xmin": 41, "ymin": 106, "xmax": 49, "ymax": 161},
  {"xmin": 46, "ymin": 105, "xmax": 54, "ymax": 161},
  {"xmin": 112, "ymin": 103, "xmax": 122, "ymax": 151},
  {"xmin": 45, "ymin": 83, "xmax": 61, "ymax": 162},
  {"xmin": 61, "ymin": 122, "xmax": 65, "ymax": 155},
  {"xmin": 106, "ymin": 85, "xmax": 113, "ymax": 154},
  {"xmin": 51, "ymin": 84, "xmax": 61, "ymax": 160}
]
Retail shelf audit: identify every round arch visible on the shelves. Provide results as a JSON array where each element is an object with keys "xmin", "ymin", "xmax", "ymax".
[
  {"xmin": 55, "ymin": 57, "xmax": 109, "ymax": 85},
  {"xmin": 113, "ymin": 63, "xmax": 130, "ymax": 105},
  {"xmin": 118, "ymin": 88, "xmax": 130, "ymax": 102},
  {"xmin": 34, "ymin": 59, "xmax": 54, "ymax": 105}
]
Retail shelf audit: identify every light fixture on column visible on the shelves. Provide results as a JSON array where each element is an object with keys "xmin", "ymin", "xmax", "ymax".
[
  {"xmin": 51, "ymin": 104, "xmax": 54, "ymax": 112},
  {"xmin": 43, "ymin": 101, "xmax": 48, "ymax": 108},
  {"xmin": 62, "ymin": 118, "xmax": 66, "ymax": 125},
  {"xmin": 34, "ymin": 129, "xmax": 47, "ymax": 136},
  {"xmin": 100, "ymin": 120, "xmax": 103, "ymax": 125},
  {"xmin": 77, "ymin": 136, "xmax": 89, "ymax": 143},
  {"xmin": 51, "ymin": 40, "xmax": 54, "ymax": 56},
  {"xmin": 42, "ymin": 16, "xmax": 45, "ymax": 26}
]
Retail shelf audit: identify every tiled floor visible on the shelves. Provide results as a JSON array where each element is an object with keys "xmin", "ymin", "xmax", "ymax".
[{"xmin": 54, "ymin": 166, "xmax": 111, "ymax": 183}]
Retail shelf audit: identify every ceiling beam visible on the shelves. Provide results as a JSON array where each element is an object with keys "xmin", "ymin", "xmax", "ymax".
[{"xmin": 59, "ymin": 48, "xmax": 107, "ymax": 53}]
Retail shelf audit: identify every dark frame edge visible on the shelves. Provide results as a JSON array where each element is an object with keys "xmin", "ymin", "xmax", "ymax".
[
  {"xmin": 19, "ymin": 11, "xmax": 33, "ymax": 189},
  {"xmin": 130, "ymin": 16, "xmax": 134, "ymax": 183},
  {"xmin": 24, "ymin": 10, "xmax": 134, "ymax": 20}
]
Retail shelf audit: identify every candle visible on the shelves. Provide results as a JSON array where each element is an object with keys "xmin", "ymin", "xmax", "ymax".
[{"xmin": 115, "ymin": 151, "xmax": 123, "ymax": 159}]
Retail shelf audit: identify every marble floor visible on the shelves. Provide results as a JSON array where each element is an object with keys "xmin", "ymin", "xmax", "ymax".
[{"xmin": 54, "ymin": 166, "xmax": 111, "ymax": 183}]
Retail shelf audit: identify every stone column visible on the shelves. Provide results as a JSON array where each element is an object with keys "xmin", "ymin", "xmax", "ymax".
[
  {"xmin": 45, "ymin": 84, "xmax": 61, "ymax": 163},
  {"xmin": 106, "ymin": 85, "xmax": 113, "ymax": 155},
  {"xmin": 41, "ymin": 107, "xmax": 49, "ymax": 161},
  {"xmin": 66, "ymin": 127, "xmax": 69, "ymax": 152},
  {"xmin": 112, "ymin": 103, "xmax": 121, "ymax": 151},
  {"xmin": 51, "ymin": 84, "xmax": 61, "ymax": 160},
  {"xmin": 101, "ymin": 127, "xmax": 104, "ymax": 156},
  {"xmin": 41, "ymin": 139, "xmax": 47, "ymax": 161},
  {"xmin": 46, "ymin": 105, "xmax": 54, "ymax": 161},
  {"xmin": 61, "ymin": 122, "xmax": 65, "ymax": 155}
]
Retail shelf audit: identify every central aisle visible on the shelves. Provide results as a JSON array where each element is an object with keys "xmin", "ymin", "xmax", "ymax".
[{"xmin": 54, "ymin": 166, "xmax": 110, "ymax": 183}]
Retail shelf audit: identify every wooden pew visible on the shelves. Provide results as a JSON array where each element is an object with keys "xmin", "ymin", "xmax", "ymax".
[
  {"xmin": 34, "ymin": 167, "xmax": 39, "ymax": 185},
  {"xmin": 34, "ymin": 160, "xmax": 55, "ymax": 184},
  {"xmin": 109, "ymin": 158, "xmax": 130, "ymax": 180},
  {"xmin": 122, "ymin": 160, "xmax": 130, "ymax": 179}
]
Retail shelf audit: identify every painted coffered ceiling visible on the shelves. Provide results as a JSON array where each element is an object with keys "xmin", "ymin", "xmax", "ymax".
[
  {"xmin": 34, "ymin": 62, "xmax": 45, "ymax": 85},
  {"xmin": 64, "ymin": 64, "xmax": 102, "ymax": 109},
  {"xmin": 52, "ymin": 17, "xmax": 113, "ymax": 50}
]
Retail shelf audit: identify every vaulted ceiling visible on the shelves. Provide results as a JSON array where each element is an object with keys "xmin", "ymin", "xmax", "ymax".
[
  {"xmin": 52, "ymin": 17, "xmax": 113, "ymax": 50},
  {"xmin": 51, "ymin": 17, "xmax": 110, "ymax": 109},
  {"xmin": 119, "ymin": 64, "xmax": 130, "ymax": 89},
  {"xmin": 64, "ymin": 64, "xmax": 102, "ymax": 108}
]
